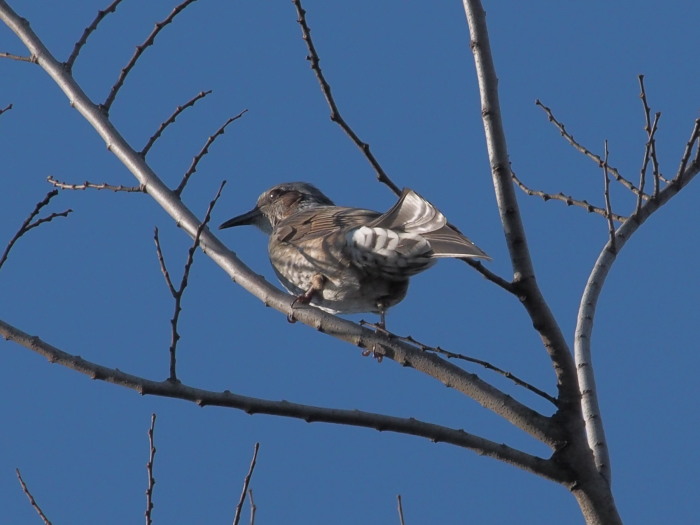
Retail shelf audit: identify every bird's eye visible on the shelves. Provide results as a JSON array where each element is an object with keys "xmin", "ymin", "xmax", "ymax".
[{"xmin": 268, "ymin": 189, "xmax": 282, "ymax": 201}]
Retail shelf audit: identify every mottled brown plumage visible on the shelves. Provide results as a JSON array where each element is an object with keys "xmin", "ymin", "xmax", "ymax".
[{"xmin": 219, "ymin": 182, "xmax": 489, "ymax": 324}]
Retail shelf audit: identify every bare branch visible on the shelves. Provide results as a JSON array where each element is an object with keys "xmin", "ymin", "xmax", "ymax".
[
  {"xmin": 16, "ymin": 469, "xmax": 52, "ymax": 525},
  {"xmin": 0, "ymin": 1, "xmax": 557, "ymax": 448},
  {"xmin": 0, "ymin": 190, "xmax": 72, "ymax": 271},
  {"xmin": 637, "ymin": 76, "xmax": 665, "ymax": 204},
  {"xmin": 0, "ymin": 316, "xmax": 566, "ymax": 482},
  {"xmin": 292, "ymin": 0, "xmax": 401, "ymax": 196},
  {"xmin": 576, "ymin": 139, "xmax": 700, "ymax": 484},
  {"xmin": 0, "ymin": 51, "xmax": 35, "ymax": 62},
  {"xmin": 247, "ymin": 490, "xmax": 256, "ymax": 525},
  {"xmin": 462, "ymin": 3, "xmax": 577, "ymax": 406},
  {"xmin": 65, "ymin": 0, "xmax": 124, "ymax": 72},
  {"xmin": 232, "ymin": 443, "xmax": 260, "ymax": 525},
  {"xmin": 397, "ymin": 494, "xmax": 406, "ymax": 525},
  {"xmin": 361, "ymin": 321, "xmax": 556, "ymax": 405},
  {"xmin": 512, "ymin": 171, "xmax": 627, "ymax": 223},
  {"xmin": 174, "ymin": 111, "xmax": 246, "ymax": 196},
  {"xmin": 536, "ymin": 99, "xmax": 648, "ymax": 200},
  {"xmin": 676, "ymin": 118, "xmax": 700, "ymax": 182},
  {"xmin": 601, "ymin": 141, "xmax": 616, "ymax": 251},
  {"xmin": 102, "ymin": 0, "xmax": 200, "ymax": 112},
  {"xmin": 155, "ymin": 181, "xmax": 226, "ymax": 381},
  {"xmin": 141, "ymin": 90, "xmax": 213, "ymax": 157},
  {"xmin": 0, "ymin": 102, "xmax": 12, "ymax": 115},
  {"xmin": 47, "ymin": 175, "xmax": 144, "ymax": 192},
  {"xmin": 465, "ymin": 258, "xmax": 514, "ymax": 292},
  {"xmin": 145, "ymin": 413, "xmax": 157, "ymax": 525}
]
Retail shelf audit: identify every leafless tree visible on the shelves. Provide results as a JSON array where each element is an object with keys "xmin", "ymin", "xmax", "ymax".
[{"xmin": 1, "ymin": 1, "xmax": 698, "ymax": 524}]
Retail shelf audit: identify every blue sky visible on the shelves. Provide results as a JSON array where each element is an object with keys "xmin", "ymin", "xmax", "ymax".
[{"xmin": 1, "ymin": 1, "xmax": 698, "ymax": 523}]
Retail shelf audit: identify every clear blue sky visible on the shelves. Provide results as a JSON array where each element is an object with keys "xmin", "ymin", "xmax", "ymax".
[{"xmin": 1, "ymin": 1, "xmax": 698, "ymax": 523}]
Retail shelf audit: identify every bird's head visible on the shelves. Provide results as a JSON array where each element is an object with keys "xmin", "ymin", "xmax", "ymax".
[{"xmin": 219, "ymin": 182, "xmax": 334, "ymax": 233}]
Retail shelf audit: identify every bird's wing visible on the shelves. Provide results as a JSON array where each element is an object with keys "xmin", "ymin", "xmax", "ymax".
[
  {"xmin": 368, "ymin": 188, "xmax": 446, "ymax": 234},
  {"xmin": 370, "ymin": 188, "xmax": 490, "ymax": 260},
  {"xmin": 274, "ymin": 207, "xmax": 379, "ymax": 244},
  {"xmin": 421, "ymin": 225, "xmax": 491, "ymax": 259}
]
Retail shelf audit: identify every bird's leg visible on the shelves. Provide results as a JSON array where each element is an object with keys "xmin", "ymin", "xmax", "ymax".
[
  {"xmin": 288, "ymin": 273, "xmax": 326, "ymax": 323},
  {"xmin": 376, "ymin": 300, "xmax": 387, "ymax": 330}
]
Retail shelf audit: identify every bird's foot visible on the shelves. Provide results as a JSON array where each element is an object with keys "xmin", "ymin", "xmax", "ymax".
[{"xmin": 289, "ymin": 273, "xmax": 326, "ymax": 322}]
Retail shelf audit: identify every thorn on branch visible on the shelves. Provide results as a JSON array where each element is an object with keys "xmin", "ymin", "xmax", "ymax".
[
  {"xmin": 291, "ymin": 0, "xmax": 401, "ymax": 197},
  {"xmin": 0, "ymin": 190, "xmax": 72, "ymax": 271}
]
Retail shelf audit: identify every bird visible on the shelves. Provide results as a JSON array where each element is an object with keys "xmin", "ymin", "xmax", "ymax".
[{"xmin": 219, "ymin": 182, "xmax": 490, "ymax": 327}]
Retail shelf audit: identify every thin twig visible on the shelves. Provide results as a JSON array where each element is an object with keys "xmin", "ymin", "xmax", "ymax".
[
  {"xmin": 247, "ymin": 489, "xmax": 256, "ymax": 525},
  {"xmin": 602, "ymin": 141, "xmax": 616, "ymax": 251},
  {"xmin": 464, "ymin": 258, "xmax": 515, "ymax": 293},
  {"xmin": 233, "ymin": 443, "xmax": 260, "ymax": 525},
  {"xmin": 16, "ymin": 469, "xmax": 52, "ymax": 525},
  {"xmin": 676, "ymin": 118, "xmax": 700, "ymax": 182},
  {"xmin": 145, "ymin": 413, "xmax": 157, "ymax": 525},
  {"xmin": 536, "ymin": 99, "xmax": 648, "ymax": 199},
  {"xmin": 141, "ymin": 90, "xmax": 213, "ymax": 157},
  {"xmin": 292, "ymin": 0, "xmax": 401, "ymax": 196},
  {"xmin": 397, "ymin": 494, "xmax": 406, "ymax": 525},
  {"xmin": 154, "ymin": 181, "xmax": 226, "ymax": 381},
  {"xmin": 174, "ymin": 111, "xmax": 246, "ymax": 196},
  {"xmin": 47, "ymin": 175, "xmax": 144, "ymax": 192},
  {"xmin": 0, "ymin": 102, "xmax": 12, "ymax": 115},
  {"xmin": 637, "ymin": 76, "xmax": 665, "ymax": 204},
  {"xmin": 511, "ymin": 171, "xmax": 627, "ymax": 223},
  {"xmin": 65, "ymin": 0, "xmax": 124, "ymax": 72},
  {"xmin": 0, "ymin": 190, "xmax": 72, "ymax": 271},
  {"xmin": 102, "ymin": 0, "xmax": 199, "ymax": 112},
  {"xmin": 0, "ymin": 51, "xmax": 36, "ymax": 62},
  {"xmin": 359, "ymin": 322, "xmax": 557, "ymax": 405}
]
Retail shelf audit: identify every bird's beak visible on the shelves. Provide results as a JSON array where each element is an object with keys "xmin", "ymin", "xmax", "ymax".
[{"xmin": 218, "ymin": 207, "xmax": 262, "ymax": 229}]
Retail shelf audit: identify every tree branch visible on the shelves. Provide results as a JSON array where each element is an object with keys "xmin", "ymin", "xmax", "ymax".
[
  {"xmin": 0, "ymin": 0, "xmax": 558, "ymax": 457},
  {"xmin": 292, "ymin": 0, "xmax": 401, "ymax": 196},
  {"xmin": 461, "ymin": 1, "xmax": 578, "ymax": 406},
  {"xmin": 232, "ymin": 443, "xmax": 260, "ymax": 525},
  {"xmin": 145, "ymin": 413, "xmax": 157, "ymax": 525},
  {"xmin": 102, "ymin": 0, "xmax": 199, "ymax": 113},
  {"xmin": 512, "ymin": 171, "xmax": 627, "ymax": 223},
  {"xmin": 16, "ymin": 469, "xmax": 52, "ymax": 525},
  {"xmin": 536, "ymin": 99, "xmax": 648, "ymax": 199},
  {"xmin": 174, "ymin": 112, "xmax": 246, "ymax": 196},
  {"xmin": 65, "ymin": 0, "xmax": 124, "ymax": 72},
  {"xmin": 0, "ymin": 316, "xmax": 567, "ymax": 482},
  {"xmin": 0, "ymin": 189, "xmax": 72, "ymax": 271},
  {"xmin": 575, "ymin": 144, "xmax": 700, "ymax": 483},
  {"xmin": 47, "ymin": 175, "xmax": 144, "ymax": 192},
  {"xmin": 141, "ymin": 89, "xmax": 213, "ymax": 157}
]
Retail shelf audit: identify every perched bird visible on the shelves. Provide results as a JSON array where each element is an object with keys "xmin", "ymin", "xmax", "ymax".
[{"xmin": 219, "ymin": 182, "xmax": 489, "ymax": 326}]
